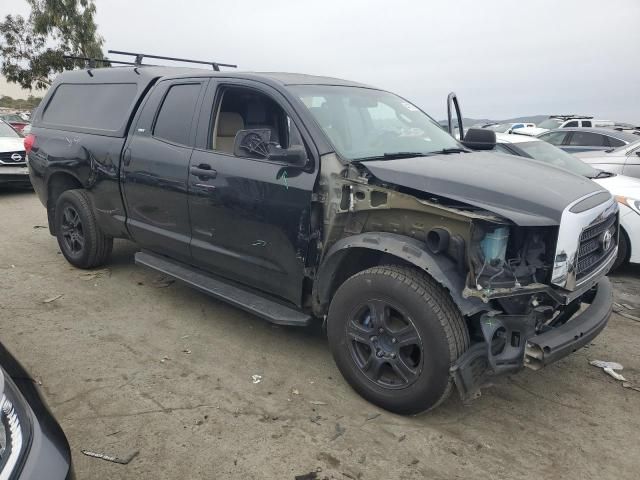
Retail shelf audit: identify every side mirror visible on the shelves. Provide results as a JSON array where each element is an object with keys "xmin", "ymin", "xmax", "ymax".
[
  {"xmin": 233, "ymin": 129, "xmax": 307, "ymax": 166},
  {"xmin": 267, "ymin": 145, "xmax": 307, "ymax": 166},
  {"xmin": 635, "ymin": 150, "xmax": 640, "ymax": 157},
  {"xmin": 461, "ymin": 128, "xmax": 496, "ymax": 150}
]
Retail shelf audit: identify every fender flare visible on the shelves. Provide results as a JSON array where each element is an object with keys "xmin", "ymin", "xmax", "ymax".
[{"xmin": 315, "ymin": 232, "xmax": 484, "ymax": 317}]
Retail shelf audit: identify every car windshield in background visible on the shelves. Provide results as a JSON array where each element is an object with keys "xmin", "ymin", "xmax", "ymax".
[
  {"xmin": 537, "ymin": 118, "xmax": 563, "ymax": 129},
  {"xmin": 517, "ymin": 140, "xmax": 597, "ymax": 177},
  {"xmin": 291, "ymin": 85, "xmax": 461, "ymax": 160},
  {"xmin": 0, "ymin": 121, "xmax": 20, "ymax": 138}
]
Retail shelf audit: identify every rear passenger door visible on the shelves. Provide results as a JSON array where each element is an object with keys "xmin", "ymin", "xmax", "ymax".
[
  {"xmin": 121, "ymin": 78, "xmax": 206, "ymax": 262},
  {"xmin": 187, "ymin": 80, "xmax": 318, "ymax": 305}
]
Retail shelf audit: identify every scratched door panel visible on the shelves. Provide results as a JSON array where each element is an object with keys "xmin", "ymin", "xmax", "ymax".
[{"xmin": 188, "ymin": 148, "xmax": 315, "ymax": 305}]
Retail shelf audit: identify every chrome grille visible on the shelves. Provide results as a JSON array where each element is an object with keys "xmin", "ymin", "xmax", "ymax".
[
  {"xmin": 0, "ymin": 151, "xmax": 26, "ymax": 165},
  {"xmin": 576, "ymin": 213, "xmax": 617, "ymax": 280}
]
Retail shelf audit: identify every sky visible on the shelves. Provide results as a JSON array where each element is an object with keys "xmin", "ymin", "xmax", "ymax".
[{"xmin": 1, "ymin": 0, "xmax": 639, "ymax": 123}]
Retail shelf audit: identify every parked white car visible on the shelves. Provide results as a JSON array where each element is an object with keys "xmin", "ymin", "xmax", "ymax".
[
  {"xmin": 484, "ymin": 122, "xmax": 536, "ymax": 133},
  {"xmin": 0, "ymin": 120, "xmax": 30, "ymax": 187},
  {"xmin": 516, "ymin": 116, "xmax": 614, "ymax": 137},
  {"xmin": 494, "ymin": 132, "xmax": 640, "ymax": 268}
]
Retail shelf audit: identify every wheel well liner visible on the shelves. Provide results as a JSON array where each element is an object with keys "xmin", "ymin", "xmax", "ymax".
[
  {"xmin": 315, "ymin": 232, "xmax": 484, "ymax": 317},
  {"xmin": 46, "ymin": 172, "xmax": 83, "ymax": 235}
]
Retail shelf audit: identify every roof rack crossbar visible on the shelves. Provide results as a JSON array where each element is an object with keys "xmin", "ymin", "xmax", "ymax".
[
  {"xmin": 108, "ymin": 50, "xmax": 237, "ymax": 71},
  {"xmin": 63, "ymin": 55, "xmax": 142, "ymax": 67}
]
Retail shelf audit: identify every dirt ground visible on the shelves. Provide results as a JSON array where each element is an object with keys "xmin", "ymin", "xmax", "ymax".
[{"xmin": 1, "ymin": 187, "xmax": 640, "ymax": 480}]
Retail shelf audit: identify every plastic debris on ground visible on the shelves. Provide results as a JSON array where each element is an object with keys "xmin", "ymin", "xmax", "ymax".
[
  {"xmin": 81, "ymin": 449, "xmax": 139, "ymax": 465},
  {"xmin": 251, "ymin": 374, "xmax": 262, "ymax": 384},
  {"xmin": 589, "ymin": 359, "xmax": 627, "ymax": 382},
  {"xmin": 43, "ymin": 294, "xmax": 63, "ymax": 303}
]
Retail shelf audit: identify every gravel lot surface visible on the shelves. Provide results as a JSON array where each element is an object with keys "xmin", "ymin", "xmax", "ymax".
[{"xmin": 1, "ymin": 187, "xmax": 639, "ymax": 479}]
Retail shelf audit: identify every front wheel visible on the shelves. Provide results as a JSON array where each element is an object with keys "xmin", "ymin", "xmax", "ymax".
[
  {"xmin": 327, "ymin": 265, "xmax": 469, "ymax": 415},
  {"xmin": 54, "ymin": 189, "xmax": 113, "ymax": 269},
  {"xmin": 612, "ymin": 228, "xmax": 630, "ymax": 271}
]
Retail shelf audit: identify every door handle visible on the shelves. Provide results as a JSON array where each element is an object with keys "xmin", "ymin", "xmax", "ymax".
[{"xmin": 190, "ymin": 165, "xmax": 217, "ymax": 179}]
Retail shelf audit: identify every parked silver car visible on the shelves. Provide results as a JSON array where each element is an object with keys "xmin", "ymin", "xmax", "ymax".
[
  {"xmin": 575, "ymin": 139, "xmax": 640, "ymax": 179},
  {"xmin": 538, "ymin": 127, "xmax": 639, "ymax": 154}
]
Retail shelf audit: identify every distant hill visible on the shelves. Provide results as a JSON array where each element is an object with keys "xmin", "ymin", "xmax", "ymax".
[{"xmin": 439, "ymin": 115, "xmax": 550, "ymax": 127}]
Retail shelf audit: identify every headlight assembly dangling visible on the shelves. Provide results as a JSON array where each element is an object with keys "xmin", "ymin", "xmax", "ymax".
[{"xmin": 0, "ymin": 370, "xmax": 31, "ymax": 480}]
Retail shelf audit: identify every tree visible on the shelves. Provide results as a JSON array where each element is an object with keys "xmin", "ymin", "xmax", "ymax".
[{"xmin": 0, "ymin": 0, "xmax": 104, "ymax": 90}]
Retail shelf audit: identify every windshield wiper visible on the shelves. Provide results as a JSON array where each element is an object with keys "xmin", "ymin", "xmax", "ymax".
[
  {"xmin": 591, "ymin": 170, "xmax": 614, "ymax": 179},
  {"xmin": 428, "ymin": 148, "xmax": 469, "ymax": 155},
  {"xmin": 355, "ymin": 152, "xmax": 429, "ymax": 161}
]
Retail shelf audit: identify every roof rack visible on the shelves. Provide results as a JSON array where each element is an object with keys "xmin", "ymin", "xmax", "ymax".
[
  {"xmin": 108, "ymin": 50, "xmax": 237, "ymax": 71},
  {"xmin": 63, "ymin": 55, "xmax": 141, "ymax": 67},
  {"xmin": 549, "ymin": 114, "xmax": 593, "ymax": 120}
]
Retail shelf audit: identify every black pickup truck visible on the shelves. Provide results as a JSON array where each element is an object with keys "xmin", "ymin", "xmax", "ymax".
[{"xmin": 26, "ymin": 64, "xmax": 617, "ymax": 414}]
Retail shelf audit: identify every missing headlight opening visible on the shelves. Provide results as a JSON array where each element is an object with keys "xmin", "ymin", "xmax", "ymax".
[{"xmin": 471, "ymin": 222, "xmax": 556, "ymax": 296}]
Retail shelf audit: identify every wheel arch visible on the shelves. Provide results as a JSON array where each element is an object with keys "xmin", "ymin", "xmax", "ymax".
[
  {"xmin": 313, "ymin": 232, "xmax": 484, "ymax": 318},
  {"xmin": 46, "ymin": 171, "xmax": 84, "ymax": 235}
]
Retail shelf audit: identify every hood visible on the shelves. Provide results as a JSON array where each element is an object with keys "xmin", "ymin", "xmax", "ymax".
[
  {"xmin": 513, "ymin": 126, "xmax": 548, "ymax": 137},
  {"xmin": 594, "ymin": 174, "xmax": 640, "ymax": 198},
  {"xmin": 362, "ymin": 151, "xmax": 605, "ymax": 226},
  {"xmin": 0, "ymin": 137, "xmax": 24, "ymax": 153}
]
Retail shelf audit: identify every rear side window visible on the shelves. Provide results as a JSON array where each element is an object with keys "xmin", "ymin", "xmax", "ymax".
[
  {"xmin": 153, "ymin": 84, "xmax": 201, "ymax": 145},
  {"xmin": 582, "ymin": 120, "xmax": 592, "ymax": 127},
  {"xmin": 608, "ymin": 136, "xmax": 626, "ymax": 148},
  {"xmin": 569, "ymin": 131, "xmax": 607, "ymax": 147},
  {"xmin": 42, "ymin": 83, "xmax": 137, "ymax": 132}
]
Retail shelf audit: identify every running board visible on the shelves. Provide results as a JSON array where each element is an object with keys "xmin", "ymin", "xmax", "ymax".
[{"xmin": 135, "ymin": 251, "xmax": 312, "ymax": 327}]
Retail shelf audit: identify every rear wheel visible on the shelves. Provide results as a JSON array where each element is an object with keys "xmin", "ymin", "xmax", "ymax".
[
  {"xmin": 327, "ymin": 265, "xmax": 469, "ymax": 414},
  {"xmin": 54, "ymin": 189, "xmax": 113, "ymax": 268}
]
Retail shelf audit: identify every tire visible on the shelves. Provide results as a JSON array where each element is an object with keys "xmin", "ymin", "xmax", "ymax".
[
  {"xmin": 612, "ymin": 228, "xmax": 630, "ymax": 271},
  {"xmin": 327, "ymin": 265, "xmax": 469, "ymax": 415},
  {"xmin": 54, "ymin": 189, "xmax": 113, "ymax": 269}
]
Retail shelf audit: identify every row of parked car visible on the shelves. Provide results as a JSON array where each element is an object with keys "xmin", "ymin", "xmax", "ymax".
[{"xmin": 0, "ymin": 63, "xmax": 638, "ymax": 478}]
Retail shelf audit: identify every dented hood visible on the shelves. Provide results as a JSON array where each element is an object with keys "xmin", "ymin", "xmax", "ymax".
[{"xmin": 362, "ymin": 151, "xmax": 605, "ymax": 226}]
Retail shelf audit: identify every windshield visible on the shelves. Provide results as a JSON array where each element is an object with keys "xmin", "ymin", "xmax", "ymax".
[
  {"xmin": 0, "ymin": 121, "xmax": 20, "ymax": 138},
  {"xmin": 516, "ymin": 140, "xmax": 598, "ymax": 177},
  {"xmin": 537, "ymin": 118, "xmax": 563, "ymax": 129},
  {"xmin": 291, "ymin": 85, "xmax": 461, "ymax": 160}
]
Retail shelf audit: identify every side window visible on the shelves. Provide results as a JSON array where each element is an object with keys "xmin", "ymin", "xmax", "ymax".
[
  {"xmin": 153, "ymin": 83, "xmax": 201, "ymax": 145},
  {"xmin": 511, "ymin": 123, "xmax": 524, "ymax": 130},
  {"xmin": 540, "ymin": 131, "xmax": 567, "ymax": 145},
  {"xmin": 563, "ymin": 121, "xmax": 579, "ymax": 128},
  {"xmin": 569, "ymin": 132, "xmax": 607, "ymax": 147},
  {"xmin": 211, "ymin": 86, "xmax": 304, "ymax": 157},
  {"xmin": 608, "ymin": 136, "xmax": 626, "ymax": 148},
  {"xmin": 582, "ymin": 120, "xmax": 592, "ymax": 127}
]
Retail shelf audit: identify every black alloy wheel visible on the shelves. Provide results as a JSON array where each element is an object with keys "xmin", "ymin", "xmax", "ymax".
[{"xmin": 346, "ymin": 299, "xmax": 423, "ymax": 389}]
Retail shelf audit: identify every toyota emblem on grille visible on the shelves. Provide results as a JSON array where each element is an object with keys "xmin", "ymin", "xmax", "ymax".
[
  {"xmin": 10, "ymin": 153, "xmax": 22, "ymax": 162},
  {"xmin": 600, "ymin": 229, "xmax": 613, "ymax": 251}
]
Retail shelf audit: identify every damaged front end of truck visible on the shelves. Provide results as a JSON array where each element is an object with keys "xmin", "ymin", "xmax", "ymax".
[{"xmin": 313, "ymin": 149, "xmax": 618, "ymax": 403}]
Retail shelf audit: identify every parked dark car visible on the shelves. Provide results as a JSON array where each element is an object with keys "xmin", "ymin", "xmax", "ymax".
[
  {"xmin": 0, "ymin": 341, "xmax": 74, "ymax": 479},
  {"xmin": 538, "ymin": 127, "xmax": 639, "ymax": 154},
  {"xmin": 575, "ymin": 139, "xmax": 640, "ymax": 179},
  {"xmin": 27, "ymin": 63, "xmax": 617, "ymax": 414}
]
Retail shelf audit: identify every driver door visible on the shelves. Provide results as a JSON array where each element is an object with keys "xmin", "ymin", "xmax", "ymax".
[{"xmin": 188, "ymin": 80, "xmax": 318, "ymax": 305}]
